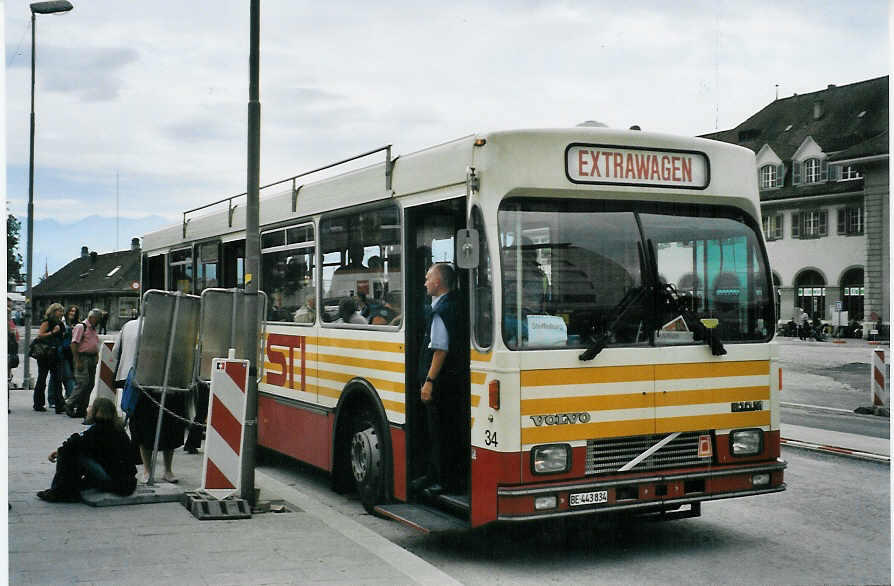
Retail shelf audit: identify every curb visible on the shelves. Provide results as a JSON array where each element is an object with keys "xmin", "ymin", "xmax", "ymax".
[{"xmin": 780, "ymin": 437, "xmax": 890, "ymax": 464}]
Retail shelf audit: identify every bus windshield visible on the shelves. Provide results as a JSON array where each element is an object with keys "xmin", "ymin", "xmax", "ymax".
[{"xmin": 498, "ymin": 199, "xmax": 773, "ymax": 350}]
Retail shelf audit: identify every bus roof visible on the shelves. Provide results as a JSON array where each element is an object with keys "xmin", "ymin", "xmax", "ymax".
[{"xmin": 142, "ymin": 127, "xmax": 758, "ymax": 253}]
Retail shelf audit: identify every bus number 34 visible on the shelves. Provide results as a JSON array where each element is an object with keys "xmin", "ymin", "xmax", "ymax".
[{"xmin": 484, "ymin": 430, "xmax": 499, "ymax": 447}]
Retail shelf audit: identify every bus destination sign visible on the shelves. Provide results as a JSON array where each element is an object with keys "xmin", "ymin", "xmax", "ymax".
[{"xmin": 566, "ymin": 143, "xmax": 709, "ymax": 189}]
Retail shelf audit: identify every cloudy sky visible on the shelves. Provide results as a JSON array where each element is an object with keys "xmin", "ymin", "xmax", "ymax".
[{"xmin": 3, "ymin": 0, "xmax": 890, "ymax": 271}]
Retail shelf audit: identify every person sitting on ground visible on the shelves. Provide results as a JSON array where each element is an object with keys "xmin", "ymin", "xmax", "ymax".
[{"xmin": 37, "ymin": 397, "xmax": 137, "ymax": 503}]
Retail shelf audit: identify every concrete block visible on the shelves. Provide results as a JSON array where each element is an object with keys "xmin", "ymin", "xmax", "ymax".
[{"xmin": 182, "ymin": 490, "xmax": 251, "ymax": 520}]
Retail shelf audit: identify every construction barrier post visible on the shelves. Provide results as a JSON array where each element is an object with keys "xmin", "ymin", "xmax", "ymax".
[
  {"xmin": 201, "ymin": 357, "xmax": 250, "ymax": 500},
  {"xmin": 870, "ymin": 349, "xmax": 889, "ymax": 411},
  {"xmin": 90, "ymin": 340, "xmax": 118, "ymax": 407}
]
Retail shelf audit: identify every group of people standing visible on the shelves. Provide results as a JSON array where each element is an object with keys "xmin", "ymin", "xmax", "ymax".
[
  {"xmin": 24, "ymin": 305, "xmax": 190, "ymax": 502},
  {"xmin": 31, "ymin": 303, "xmax": 102, "ymax": 418}
]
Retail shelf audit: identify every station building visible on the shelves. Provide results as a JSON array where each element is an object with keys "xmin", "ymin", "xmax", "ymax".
[
  {"xmin": 702, "ymin": 76, "xmax": 889, "ymax": 336},
  {"xmin": 31, "ymin": 238, "xmax": 142, "ymax": 331}
]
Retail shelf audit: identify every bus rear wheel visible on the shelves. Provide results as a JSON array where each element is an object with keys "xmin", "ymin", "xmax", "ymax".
[{"xmin": 351, "ymin": 417, "xmax": 384, "ymax": 513}]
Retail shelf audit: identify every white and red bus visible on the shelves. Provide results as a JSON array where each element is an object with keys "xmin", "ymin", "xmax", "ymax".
[{"xmin": 141, "ymin": 126, "xmax": 786, "ymax": 530}]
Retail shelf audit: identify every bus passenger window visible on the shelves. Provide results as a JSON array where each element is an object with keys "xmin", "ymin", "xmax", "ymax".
[
  {"xmin": 169, "ymin": 247, "xmax": 193, "ymax": 293},
  {"xmin": 196, "ymin": 241, "xmax": 219, "ymax": 291},
  {"xmin": 261, "ymin": 223, "xmax": 315, "ymax": 323},
  {"xmin": 320, "ymin": 204, "xmax": 401, "ymax": 326}
]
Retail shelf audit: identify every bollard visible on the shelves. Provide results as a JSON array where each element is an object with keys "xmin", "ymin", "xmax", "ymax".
[{"xmin": 870, "ymin": 349, "xmax": 889, "ymax": 412}]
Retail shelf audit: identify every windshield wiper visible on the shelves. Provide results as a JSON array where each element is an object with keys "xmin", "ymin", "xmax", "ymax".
[
  {"xmin": 657, "ymin": 283, "xmax": 726, "ymax": 356},
  {"xmin": 579, "ymin": 285, "xmax": 648, "ymax": 361}
]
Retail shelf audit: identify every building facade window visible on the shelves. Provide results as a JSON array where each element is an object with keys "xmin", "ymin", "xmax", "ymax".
[
  {"xmin": 837, "ymin": 206, "xmax": 864, "ymax": 235},
  {"xmin": 795, "ymin": 269, "xmax": 826, "ymax": 319},
  {"xmin": 838, "ymin": 165, "xmax": 862, "ymax": 181},
  {"xmin": 840, "ymin": 268, "xmax": 864, "ymax": 321},
  {"xmin": 762, "ymin": 213, "xmax": 783, "ymax": 240},
  {"xmin": 803, "ymin": 158, "xmax": 821, "ymax": 183},
  {"xmin": 759, "ymin": 164, "xmax": 778, "ymax": 189},
  {"xmin": 792, "ymin": 209, "xmax": 827, "ymax": 239}
]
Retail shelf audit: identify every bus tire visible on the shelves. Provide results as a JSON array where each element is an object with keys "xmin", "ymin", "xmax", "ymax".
[{"xmin": 351, "ymin": 414, "xmax": 385, "ymax": 513}]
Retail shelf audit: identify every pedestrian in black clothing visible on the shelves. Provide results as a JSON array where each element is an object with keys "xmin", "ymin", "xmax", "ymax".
[
  {"xmin": 37, "ymin": 397, "xmax": 137, "ymax": 502},
  {"xmin": 32, "ymin": 303, "xmax": 65, "ymax": 412}
]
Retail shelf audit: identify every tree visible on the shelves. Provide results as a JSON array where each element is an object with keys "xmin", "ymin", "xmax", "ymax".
[{"xmin": 7, "ymin": 214, "xmax": 24, "ymax": 286}]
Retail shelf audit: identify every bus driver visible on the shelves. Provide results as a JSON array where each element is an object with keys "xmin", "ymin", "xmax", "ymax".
[{"xmin": 415, "ymin": 263, "xmax": 461, "ymax": 497}]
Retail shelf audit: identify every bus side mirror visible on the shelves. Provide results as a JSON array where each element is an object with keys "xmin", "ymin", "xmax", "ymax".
[{"xmin": 456, "ymin": 229, "xmax": 479, "ymax": 269}]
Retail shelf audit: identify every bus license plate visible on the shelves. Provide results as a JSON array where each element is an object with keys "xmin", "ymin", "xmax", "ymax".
[{"xmin": 569, "ymin": 490, "xmax": 608, "ymax": 507}]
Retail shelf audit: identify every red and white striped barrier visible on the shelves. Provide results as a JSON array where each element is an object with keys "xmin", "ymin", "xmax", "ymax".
[
  {"xmin": 202, "ymin": 358, "xmax": 249, "ymax": 500},
  {"xmin": 871, "ymin": 349, "xmax": 889, "ymax": 408},
  {"xmin": 90, "ymin": 340, "xmax": 118, "ymax": 406}
]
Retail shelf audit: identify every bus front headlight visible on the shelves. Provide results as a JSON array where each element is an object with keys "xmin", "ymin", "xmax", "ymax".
[
  {"xmin": 531, "ymin": 444, "xmax": 571, "ymax": 474},
  {"xmin": 730, "ymin": 429, "xmax": 763, "ymax": 456}
]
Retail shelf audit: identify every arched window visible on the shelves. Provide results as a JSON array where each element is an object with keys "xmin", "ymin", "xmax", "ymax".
[
  {"xmin": 840, "ymin": 268, "xmax": 864, "ymax": 321},
  {"xmin": 803, "ymin": 158, "xmax": 821, "ymax": 183},
  {"xmin": 795, "ymin": 270, "xmax": 826, "ymax": 319},
  {"xmin": 759, "ymin": 164, "xmax": 777, "ymax": 189}
]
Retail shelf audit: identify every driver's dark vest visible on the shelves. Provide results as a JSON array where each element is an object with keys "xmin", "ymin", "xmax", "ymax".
[{"xmin": 418, "ymin": 290, "xmax": 461, "ymax": 386}]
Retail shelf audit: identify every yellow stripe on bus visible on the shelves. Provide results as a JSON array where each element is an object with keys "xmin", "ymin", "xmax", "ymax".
[
  {"xmin": 470, "ymin": 349, "xmax": 493, "ymax": 362},
  {"xmin": 521, "ymin": 385, "xmax": 770, "ymax": 414},
  {"xmin": 316, "ymin": 336, "xmax": 404, "ymax": 353},
  {"xmin": 521, "ymin": 364, "xmax": 654, "ymax": 387},
  {"xmin": 470, "ymin": 394, "xmax": 481, "ymax": 408},
  {"xmin": 521, "ymin": 411, "xmax": 770, "ymax": 444},
  {"xmin": 654, "ymin": 360, "xmax": 769, "ymax": 380},
  {"xmin": 521, "ymin": 393, "xmax": 652, "ymax": 415},
  {"xmin": 316, "ymin": 368, "xmax": 404, "ymax": 394},
  {"xmin": 316, "ymin": 353, "xmax": 405, "ymax": 373},
  {"xmin": 521, "ymin": 360, "xmax": 770, "ymax": 387},
  {"xmin": 470, "ymin": 371, "xmax": 487, "ymax": 385},
  {"xmin": 655, "ymin": 386, "xmax": 770, "ymax": 406}
]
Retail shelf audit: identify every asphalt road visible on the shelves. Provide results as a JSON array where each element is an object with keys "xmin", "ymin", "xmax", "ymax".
[{"xmin": 259, "ymin": 446, "xmax": 889, "ymax": 585}]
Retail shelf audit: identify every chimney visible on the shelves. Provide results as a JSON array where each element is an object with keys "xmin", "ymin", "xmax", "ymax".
[
  {"xmin": 89, "ymin": 251, "xmax": 98, "ymax": 265},
  {"xmin": 131, "ymin": 237, "xmax": 140, "ymax": 251},
  {"xmin": 813, "ymin": 99, "xmax": 825, "ymax": 120},
  {"xmin": 827, "ymin": 84, "xmax": 836, "ymax": 90},
  {"xmin": 80, "ymin": 246, "xmax": 89, "ymax": 258}
]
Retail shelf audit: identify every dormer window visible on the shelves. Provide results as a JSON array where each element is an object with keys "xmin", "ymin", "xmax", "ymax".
[
  {"xmin": 759, "ymin": 164, "xmax": 779, "ymax": 189},
  {"xmin": 803, "ymin": 158, "xmax": 821, "ymax": 183}
]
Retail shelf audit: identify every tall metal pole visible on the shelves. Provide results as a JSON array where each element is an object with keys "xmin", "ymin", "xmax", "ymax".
[
  {"xmin": 241, "ymin": 0, "xmax": 261, "ymax": 506},
  {"xmin": 23, "ymin": 13, "xmax": 38, "ymax": 390},
  {"xmin": 22, "ymin": 1, "xmax": 73, "ymax": 390}
]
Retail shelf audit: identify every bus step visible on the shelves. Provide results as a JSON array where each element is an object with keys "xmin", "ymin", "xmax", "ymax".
[{"xmin": 374, "ymin": 503, "xmax": 469, "ymax": 534}]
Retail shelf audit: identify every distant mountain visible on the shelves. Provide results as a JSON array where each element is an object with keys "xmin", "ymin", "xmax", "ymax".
[{"xmin": 16, "ymin": 214, "xmax": 174, "ymax": 277}]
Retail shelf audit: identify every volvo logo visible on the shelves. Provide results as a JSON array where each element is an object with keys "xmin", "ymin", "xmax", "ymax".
[{"xmin": 529, "ymin": 412, "xmax": 592, "ymax": 426}]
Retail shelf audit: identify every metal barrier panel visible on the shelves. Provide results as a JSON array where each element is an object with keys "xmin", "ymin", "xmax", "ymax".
[
  {"xmin": 197, "ymin": 289, "xmax": 266, "ymax": 381},
  {"xmin": 135, "ymin": 290, "xmax": 201, "ymax": 391}
]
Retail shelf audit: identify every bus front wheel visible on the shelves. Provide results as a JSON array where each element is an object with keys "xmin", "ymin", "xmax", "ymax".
[{"xmin": 351, "ymin": 418, "xmax": 384, "ymax": 513}]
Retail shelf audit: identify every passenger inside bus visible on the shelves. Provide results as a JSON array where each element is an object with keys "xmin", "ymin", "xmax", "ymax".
[
  {"xmin": 501, "ymin": 238, "xmax": 549, "ymax": 345},
  {"xmin": 370, "ymin": 290, "xmax": 401, "ymax": 326},
  {"xmin": 293, "ymin": 293, "xmax": 315, "ymax": 323},
  {"xmin": 328, "ymin": 243, "xmax": 371, "ymax": 300},
  {"xmin": 334, "ymin": 297, "xmax": 367, "ymax": 324}
]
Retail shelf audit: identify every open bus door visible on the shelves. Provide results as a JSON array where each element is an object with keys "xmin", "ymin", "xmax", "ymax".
[{"xmin": 374, "ymin": 198, "xmax": 471, "ymax": 533}]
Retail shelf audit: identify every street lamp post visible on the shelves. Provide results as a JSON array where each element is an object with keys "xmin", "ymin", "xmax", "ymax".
[{"xmin": 22, "ymin": 0, "xmax": 73, "ymax": 390}]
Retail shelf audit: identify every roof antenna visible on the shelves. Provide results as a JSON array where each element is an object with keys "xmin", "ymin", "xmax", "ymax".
[{"xmin": 775, "ymin": 84, "xmax": 779, "ymax": 101}]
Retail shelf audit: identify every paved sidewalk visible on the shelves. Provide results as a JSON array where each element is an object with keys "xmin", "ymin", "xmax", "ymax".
[
  {"xmin": 782, "ymin": 423, "xmax": 890, "ymax": 458},
  {"xmin": 7, "ymin": 388, "xmax": 459, "ymax": 586}
]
